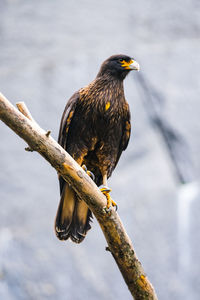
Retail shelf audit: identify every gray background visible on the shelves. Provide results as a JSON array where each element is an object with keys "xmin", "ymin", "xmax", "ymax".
[{"xmin": 1, "ymin": 0, "xmax": 200, "ymax": 299}]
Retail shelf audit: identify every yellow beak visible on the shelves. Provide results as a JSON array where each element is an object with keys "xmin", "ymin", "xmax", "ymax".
[{"xmin": 128, "ymin": 60, "xmax": 140, "ymax": 71}]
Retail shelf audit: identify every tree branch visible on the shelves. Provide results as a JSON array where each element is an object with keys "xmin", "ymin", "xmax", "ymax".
[
  {"xmin": 0, "ymin": 92, "xmax": 158, "ymax": 300},
  {"xmin": 16, "ymin": 101, "xmax": 35, "ymax": 121}
]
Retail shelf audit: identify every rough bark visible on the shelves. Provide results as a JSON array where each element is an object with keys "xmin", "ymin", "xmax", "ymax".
[{"xmin": 0, "ymin": 92, "xmax": 158, "ymax": 300}]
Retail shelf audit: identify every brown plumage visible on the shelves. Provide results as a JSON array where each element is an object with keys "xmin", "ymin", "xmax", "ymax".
[{"xmin": 55, "ymin": 54, "xmax": 140, "ymax": 243}]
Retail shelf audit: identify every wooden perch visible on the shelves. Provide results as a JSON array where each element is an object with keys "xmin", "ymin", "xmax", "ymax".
[{"xmin": 0, "ymin": 92, "xmax": 158, "ymax": 300}]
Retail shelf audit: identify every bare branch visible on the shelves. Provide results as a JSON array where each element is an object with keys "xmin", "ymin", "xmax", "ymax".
[
  {"xmin": 16, "ymin": 101, "xmax": 35, "ymax": 121},
  {"xmin": 0, "ymin": 92, "xmax": 158, "ymax": 300}
]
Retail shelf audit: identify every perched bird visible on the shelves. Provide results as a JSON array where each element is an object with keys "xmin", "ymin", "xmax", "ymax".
[{"xmin": 55, "ymin": 54, "xmax": 140, "ymax": 243}]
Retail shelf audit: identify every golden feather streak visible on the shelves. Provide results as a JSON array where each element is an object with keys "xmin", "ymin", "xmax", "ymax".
[{"xmin": 105, "ymin": 101, "xmax": 111, "ymax": 111}]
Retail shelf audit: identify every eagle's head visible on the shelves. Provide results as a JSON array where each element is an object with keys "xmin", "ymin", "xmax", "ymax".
[{"xmin": 97, "ymin": 54, "xmax": 140, "ymax": 80}]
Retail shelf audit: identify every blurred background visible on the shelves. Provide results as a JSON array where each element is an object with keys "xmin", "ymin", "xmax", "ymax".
[{"xmin": 1, "ymin": 0, "xmax": 200, "ymax": 299}]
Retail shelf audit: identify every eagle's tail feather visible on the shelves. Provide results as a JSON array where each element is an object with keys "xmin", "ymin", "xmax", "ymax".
[
  {"xmin": 70, "ymin": 200, "xmax": 92, "ymax": 243},
  {"xmin": 55, "ymin": 183, "xmax": 92, "ymax": 243},
  {"xmin": 55, "ymin": 183, "xmax": 75, "ymax": 240}
]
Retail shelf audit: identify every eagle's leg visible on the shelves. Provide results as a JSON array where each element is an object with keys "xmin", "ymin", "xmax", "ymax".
[
  {"xmin": 100, "ymin": 174, "xmax": 117, "ymax": 211},
  {"xmin": 82, "ymin": 164, "xmax": 95, "ymax": 181}
]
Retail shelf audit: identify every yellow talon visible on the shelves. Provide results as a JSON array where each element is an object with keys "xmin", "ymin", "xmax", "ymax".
[
  {"xmin": 86, "ymin": 170, "xmax": 95, "ymax": 181},
  {"xmin": 100, "ymin": 186, "xmax": 117, "ymax": 211},
  {"xmin": 82, "ymin": 164, "xmax": 95, "ymax": 181}
]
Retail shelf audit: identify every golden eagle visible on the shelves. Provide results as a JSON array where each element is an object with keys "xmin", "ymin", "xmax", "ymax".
[{"xmin": 55, "ymin": 54, "xmax": 140, "ymax": 243}]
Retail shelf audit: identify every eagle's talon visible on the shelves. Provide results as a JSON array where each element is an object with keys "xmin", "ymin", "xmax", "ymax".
[
  {"xmin": 100, "ymin": 186, "xmax": 117, "ymax": 212},
  {"xmin": 103, "ymin": 205, "xmax": 112, "ymax": 213},
  {"xmin": 87, "ymin": 170, "xmax": 95, "ymax": 181},
  {"xmin": 107, "ymin": 203, "xmax": 112, "ymax": 211},
  {"xmin": 82, "ymin": 165, "xmax": 95, "ymax": 181},
  {"xmin": 82, "ymin": 164, "xmax": 87, "ymax": 172},
  {"xmin": 100, "ymin": 185, "xmax": 112, "ymax": 193}
]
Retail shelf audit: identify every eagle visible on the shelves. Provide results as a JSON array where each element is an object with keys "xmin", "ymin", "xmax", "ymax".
[{"xmin": 55, "ymin": 54, "xmax": 140, "ymax": 243}]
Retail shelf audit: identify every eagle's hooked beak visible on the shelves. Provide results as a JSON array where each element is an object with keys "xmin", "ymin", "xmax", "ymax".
[{"xmin": 128, "ymin": 60, "xmax": 140, "ymax": 71}]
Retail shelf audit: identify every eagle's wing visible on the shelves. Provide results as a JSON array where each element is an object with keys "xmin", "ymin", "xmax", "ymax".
[
  {"xmin": 121, "ymin": 109, "xmax": 131, "ymax": 151},
  {"xmin": 56, "ymin": 91, "xmax": 92, "ymax": 243},
  {"xmin": 115, "ymin": 103, "xmax": 131, "ymax": 167},
  {"xmin": 58, "ymin": 92, "xmax": 79, "ymax": 195},
  {"xmin": 58, "ymin": 92, "xmax": 79, "ymax": 151}
]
